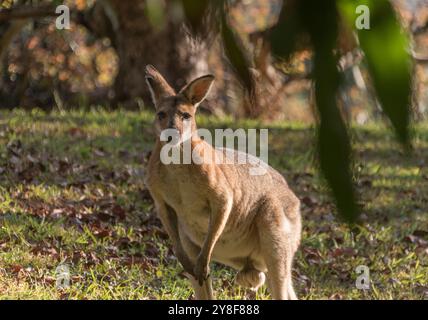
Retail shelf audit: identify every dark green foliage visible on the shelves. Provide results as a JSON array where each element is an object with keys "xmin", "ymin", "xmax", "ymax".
[
  {"xmin": 354, "ymin": 0, "xmax": 412, "ymax": 148},
  {"xmin": 270, "ymin": 0, "xmax": 303, "ymax": 60},
  {"xmin": 181, "ymin": 0, "xmax": 210, "ymax": 33},
  {"xmin": 268, "ymin": 0, "xmax": 412, "ymax": 221},
  {"xmin": 302, "ymin": 0, "xmax": 358, "ymax": 222}
]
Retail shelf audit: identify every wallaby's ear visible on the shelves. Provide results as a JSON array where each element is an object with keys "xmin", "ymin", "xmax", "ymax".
[
  {"xmin": 180, "ymin": 75, "xmax": 215, "ymax": 107},
  {"xmin": 145, "ymin": 65, "xmax": 175, "ymax": 108}
]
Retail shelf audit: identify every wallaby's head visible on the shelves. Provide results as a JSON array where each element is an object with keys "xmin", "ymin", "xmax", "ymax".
[{"xmin": 145, "ymin": 65, "xmax": 214, "ymax": 145}]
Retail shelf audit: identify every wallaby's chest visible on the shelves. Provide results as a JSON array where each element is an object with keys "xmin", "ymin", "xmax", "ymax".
[{"xmin": 154, "ymin": 166, "xmax": 212, "ymax": 230}]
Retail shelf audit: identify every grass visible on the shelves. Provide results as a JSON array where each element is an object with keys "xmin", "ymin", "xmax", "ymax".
[{"xmin": 0, "ymin": 108, "xmax": 427, "ymax": 300}]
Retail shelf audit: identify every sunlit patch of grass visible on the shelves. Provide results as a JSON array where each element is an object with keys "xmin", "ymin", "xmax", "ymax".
[{"xmin": 0, "ymin": 109, "xmax": 427, "ymax": 299}]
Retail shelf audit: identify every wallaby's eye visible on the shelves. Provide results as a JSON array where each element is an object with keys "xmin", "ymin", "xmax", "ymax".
[
  {"xmin": 182, "ymin": 112, "xmax": 191, "ymax": 120},
  {"xmin": 157, "ymin": 111, "xmax": 166, "ymax": 120}
]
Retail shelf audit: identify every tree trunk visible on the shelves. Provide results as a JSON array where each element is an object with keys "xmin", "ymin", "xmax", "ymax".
[{"xmin": 100, "ymin": 0, "xmax": 211, "ymax": 107}]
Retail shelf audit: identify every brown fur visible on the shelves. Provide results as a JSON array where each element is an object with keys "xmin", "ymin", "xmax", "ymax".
[{"xmin": 144, "ymin": 65, "xmax": 301, "ymax": 300}]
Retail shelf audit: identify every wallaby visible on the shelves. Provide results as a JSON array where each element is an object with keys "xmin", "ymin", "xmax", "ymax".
[{"xmin": 144, "ymin": 65, "xmax": 301, "ymax": 300}]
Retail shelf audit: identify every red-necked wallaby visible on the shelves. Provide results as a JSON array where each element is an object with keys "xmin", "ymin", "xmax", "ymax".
[{"xmin": 144, "ymin": 65, "xmax": 301, "ymax": 300}]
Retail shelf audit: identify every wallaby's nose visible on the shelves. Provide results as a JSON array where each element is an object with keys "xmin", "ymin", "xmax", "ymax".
[{"xmin": 168, "ymin": 119, "xmax": 177, "ymax": 130}]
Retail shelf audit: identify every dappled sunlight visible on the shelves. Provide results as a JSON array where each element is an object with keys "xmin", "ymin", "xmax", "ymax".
[{"xmin": 1, "ymin": 110, "xmax": 427, "ymax": 299}]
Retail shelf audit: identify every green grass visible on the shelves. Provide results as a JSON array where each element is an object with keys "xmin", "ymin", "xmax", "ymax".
[{"xmin": 0, "ymin": 108, "xmax": 427, "ymax": 299}]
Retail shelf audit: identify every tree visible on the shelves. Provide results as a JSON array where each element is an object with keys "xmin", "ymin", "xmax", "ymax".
[
  {"xmin": 82, "ymin": 0, "xmax": 213, "ymax": 106},
  {"xmin": 0, "ymin": 0, "xmax": 214, "ymax": 107}
]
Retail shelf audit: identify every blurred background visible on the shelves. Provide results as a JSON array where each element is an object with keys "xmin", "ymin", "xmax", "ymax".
[{"xmin": 0, "ymin": 0, "xmax": 426, "ymax": 122}]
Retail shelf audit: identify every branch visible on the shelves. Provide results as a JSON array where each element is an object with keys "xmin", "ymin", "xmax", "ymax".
[{"xmin": 0, "ymin": 5, "xmax": 56, "ymax": 22}]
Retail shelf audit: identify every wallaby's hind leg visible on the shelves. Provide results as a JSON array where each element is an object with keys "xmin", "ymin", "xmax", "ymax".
[
  {"xmin": 288, "ymin": 280, "xmax": 297, "ymax": 300},
  {"xmin": 257, "ymin": 207, "xmax": 297, "ymax": 300},
  {"xmin": 179, "ymin": 225, "xmax": 214, "ymax": 300}
]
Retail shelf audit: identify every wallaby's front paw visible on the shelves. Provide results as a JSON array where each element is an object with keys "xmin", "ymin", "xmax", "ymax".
[{"xmin": 194, "ymin": 256, "xmax": 210, "ymax": 286}]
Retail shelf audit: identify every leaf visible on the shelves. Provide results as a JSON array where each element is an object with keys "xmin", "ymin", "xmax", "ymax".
[
  {"xmin": 10, "ymin": 264, "xmax": 23, "ymax": 274},
  {"xmin": 301, "ymin": 0, "xmax": 359, "ymax": 222},
  {"xmin": 112, "ymin": 204, "xmax": 126, "ymax": 220},
  {"xmin": 94, "ymin": 228, "xmax": 110, "ymax": 239},
  {"xmin": 301, "ymin": 195, "xmax": 318, "ymax": 208},
  {"xmin": 68, "ymin": 127, "xmax": 85, "ymax": 138},
  {"xmin": 270, "ymin": 0, "xmax": 303, "ymax": 60},
  {"xmin": 405, "ymin": 230, "xmax": 428, "ymax": 247},
  {"xmin": 303, "ymin": 247, "xmax": 323, "ymax": 264},
  {"xmin": 340, "ymin": 0, "xmax": 412, "ymax": 148},
  {"xmin": 181, "ymin": 0, "xmax": 210, "ymax": 33},
  {"xmin": 413, "ymin": 230, "xmax": 428, "ymax": 239},
  {"xmin": 331, "ymin": 247, "xmax": 357, "ymax": 258},
  {"xmin": 44, "ymin": 276, "xmax": 56, "ymax": 285}
]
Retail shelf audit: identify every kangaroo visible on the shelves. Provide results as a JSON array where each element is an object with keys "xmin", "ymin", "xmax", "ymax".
[{"xmin": 144, "ymin": 65, "xmax": 301, "ymax": 300}]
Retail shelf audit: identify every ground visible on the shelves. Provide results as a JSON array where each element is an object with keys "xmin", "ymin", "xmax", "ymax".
[{"xmin": 0, "ymin": 109, "xmax": 427, "ymax": 300}]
